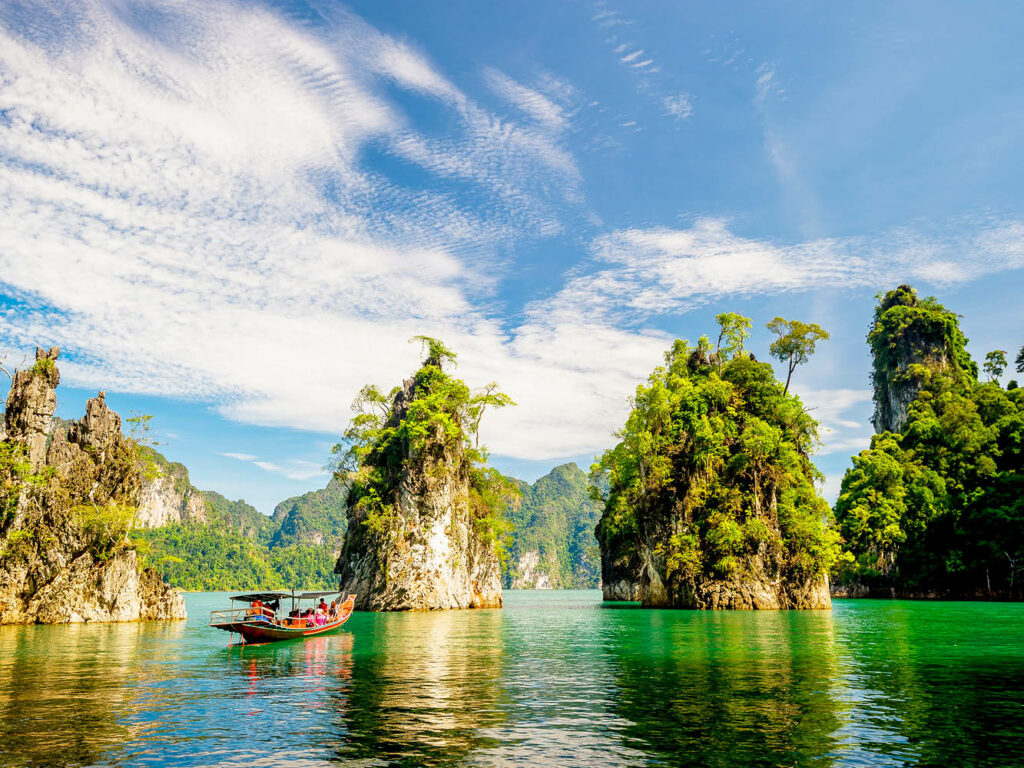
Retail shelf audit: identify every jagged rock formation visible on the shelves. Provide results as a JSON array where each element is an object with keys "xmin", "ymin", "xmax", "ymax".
[
  {"xmin": 335, "ymin": 343, "xmax": 507, "ymax": 611},
  {"xmin": 594, "ymin": 334, "xmax": 837, "ymax": 610},
  {"xmin": 869, "ymin": 284, "xmax": 977, "ymax": 433},
  {"xmin": 504, "ymin": 463, "xmax": 602, "ymax": 590},
  {"xmin": 4, "ymin": 346, "xmax": 59, "ymax": 471},
  {"xmin": 0, "ymin": 348, "xmax": 185, "ymax": 624}
]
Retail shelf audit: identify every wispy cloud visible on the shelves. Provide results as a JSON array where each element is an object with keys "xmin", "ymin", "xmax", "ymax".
[
  {"xmin": 663, "ymin": 94, "xmax": 694, "ymax": 121},
  {"xmin": 540, "ymin": 217, "xmax": 1024, "ymax": 325},
  {"xmin": 223, "ymin": 452, "xmax": 328, "ymax": 482},
  {"xmin": 221, "ymin": 452, "xmax": 259, "ymax": 462}
]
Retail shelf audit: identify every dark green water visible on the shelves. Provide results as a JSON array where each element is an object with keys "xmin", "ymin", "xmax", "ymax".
[{"xmin": 0, "ymin": 591, "xmax": 1021, "ymax": 767}]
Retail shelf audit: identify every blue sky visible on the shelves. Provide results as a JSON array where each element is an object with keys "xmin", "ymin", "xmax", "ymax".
[{"xmin": 1, "ymin": 0, "xmax": 1022, "ymax": 513}]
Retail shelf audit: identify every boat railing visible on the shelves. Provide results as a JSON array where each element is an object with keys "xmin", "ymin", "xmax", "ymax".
[{"xmin": 209, "ymin": 608, "xmax": 274, "ymax": 626}]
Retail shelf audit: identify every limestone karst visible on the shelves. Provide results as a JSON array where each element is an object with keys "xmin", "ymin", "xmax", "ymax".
[
  {"xmin": 0, "ymin": 347, "xmax": 186, "ymax": 624},
  {"xmin": 335, "ymin": 339, "xmax": 512, "ymax": 611},
  {"xmin": 593, "ymin": 327, "xmax": 838, "ymax": 610}
]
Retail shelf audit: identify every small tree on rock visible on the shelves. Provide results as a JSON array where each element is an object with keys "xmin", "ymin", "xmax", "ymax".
[
  {"xmin": 766, "ymin": 317, "xmax": 830, "ymax": 395},
  {"xmin": 984, "ymin": 350, "xmax": 1008, "ymax": 382}
]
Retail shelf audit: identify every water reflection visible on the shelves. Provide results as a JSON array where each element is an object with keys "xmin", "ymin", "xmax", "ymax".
[
  {"xmin": 831, "ymin": 600, "xmax": 1024, "ymax": 767},
  {"xmin": 333, "ymin": 609, "xmax": 506, "ymax": 765},
  {"xmin": 0, "ymin": 594, "xmax": 1022, "ymax": 767},
  {"xmin": 603, "ymin": 609, "xmax": 846, "ymax": 767}
]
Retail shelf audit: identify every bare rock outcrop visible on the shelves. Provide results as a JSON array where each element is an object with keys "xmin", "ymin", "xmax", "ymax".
[
  {"xmin": 0, "ymin": 348, "xmax": 185, "ymax": 624},
  {"xmin": 4, "ymin": 347, "xmax": 60, "ymax": 471}
]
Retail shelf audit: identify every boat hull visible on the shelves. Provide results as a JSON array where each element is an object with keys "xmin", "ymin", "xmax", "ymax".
[{"xmin": 213, "ymin": 614, "xmax": 353, "ymax": 643}]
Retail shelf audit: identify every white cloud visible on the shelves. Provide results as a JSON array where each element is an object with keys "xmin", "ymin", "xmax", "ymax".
[
  {"xmin": 221, "ymin": 452, "xmax": 259, "ymax": 462},
  {"xmin": 484, "ymin": 68, "xmax": 568, "ymax": 130},
  {"xmin": 543, "ymin": 218, "xmax": 1024, "ymax": 325},
  {"xmin": 663, "ymin": 94, "xmax": 694, "ymax": 121}
]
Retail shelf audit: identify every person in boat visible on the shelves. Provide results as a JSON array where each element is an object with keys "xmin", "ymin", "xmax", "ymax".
[
  {"xmin": 319, "ymin": 598, "xmax": 329, "ymax": 613},
  {"xmin": 328, "ymin": 600, "xmax": 338, "ymax": 619},
  {"xmin": 247, "ymin": 599, "xmax": 268, "ymax": 621},
  {"xmin": 314, "ymin": 608, "xmax": 327, "ymax": 627}
]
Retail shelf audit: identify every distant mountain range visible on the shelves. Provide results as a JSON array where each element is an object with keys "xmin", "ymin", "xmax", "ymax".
[{"xmin": 133, "ymin": 447, "xmax": 600, "ymax": 592}]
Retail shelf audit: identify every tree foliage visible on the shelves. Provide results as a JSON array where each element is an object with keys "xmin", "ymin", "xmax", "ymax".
[
  {"xmin": 334, "ymin": 337, "xmax": 518, "ymax": 561},
  {"xmin": 593, "ymin": 314, "xmax": 839, "ymax": 599},
  {"xmin": 766, "ymin": 317, "xmax": 830, "ymax": 395},
  {"xmin": 984, "ymin": 350, "xmax": 1008, "ymax": 381}
]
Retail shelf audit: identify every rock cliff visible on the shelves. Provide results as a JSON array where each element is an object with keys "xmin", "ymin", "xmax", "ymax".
[
  {"xmin": 135, "ymin": 448, "xmax": 207, "ymax": 528},
  {"xmin": 335, "ymin": 341, "xmax": 509, "ymax": 611},
  {"xmin": 869, "ymin": 284, "xmax": 977, "ymax": 433},
  {"xmin": 0, "ymin": 348, "xmax": 186, "ymax": 624},
  {"xmin": 834, "ymin": 286, "xmax": 1022, "ymax": 599}
]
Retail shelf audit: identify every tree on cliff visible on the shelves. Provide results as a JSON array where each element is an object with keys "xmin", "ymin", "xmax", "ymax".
[
  {"xmin": 984, "ymin": 350, "xmax": 1008, "ymax": 382},
  {"xmin": 766, "ymin": 317, "xmax": 830, "ymax": 396},
  {"xmin": 592, "ymin": 315, "xmax": 839, "ymax": 609},
  {"xmin": 332, "ymin": 337, "xmax": 519, "ymax": 610},
  {"xmin": 834, "ymin": 286, "xmax": 1024, "ymax": 598}
]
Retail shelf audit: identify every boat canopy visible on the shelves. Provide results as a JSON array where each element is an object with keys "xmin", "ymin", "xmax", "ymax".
[
  {"xmin": 230, "ymin": 592, "xmax": 292, "ymax": 603},
  {"xmin": 297, "ymin": 591, "xmax": 343, "ymax": 600}
]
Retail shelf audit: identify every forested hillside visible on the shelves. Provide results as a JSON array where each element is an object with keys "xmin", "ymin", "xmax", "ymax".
[
  {"xmin": 504, "ymin": 463, "xmax": 601, "ymax": 589},
  {"xmin": 134, "ymin": 457, "xmax": 346, "ymax": 590}
]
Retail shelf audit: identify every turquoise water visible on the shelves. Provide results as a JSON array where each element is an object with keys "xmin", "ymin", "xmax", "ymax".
[{"xmin": 1, "ymin": 591, "xmax": 1022, "ymax": 767}]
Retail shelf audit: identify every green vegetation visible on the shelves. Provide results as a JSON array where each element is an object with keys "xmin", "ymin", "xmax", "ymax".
[
  {"xmin": 984, "ymin": 350, "xmax": 1008, "ymax": 382},
  {"xmin": 835, "ymin": 286, "xmax": 1024, "ymax": 596},
  {"xmin": 593, "ymin": 314, "xmax": 839, "ymax": 604},
  {"xmin": 134, "ymin": 523, "xmax": 336, "ymax": 591},
  {"xmin": 335, "ymin": 336, "xmax": 517, "ymax": 560},
  {"xmin": 767, "ymin": 317, "xmax": 830, "ymax": 395},
  {"xmin": 271, "ymin": 477, "xmax": 348, "ymax": 548},
  {"xmin": 504, "ymin": 463, "xmax": 601, "ymax": 588}
]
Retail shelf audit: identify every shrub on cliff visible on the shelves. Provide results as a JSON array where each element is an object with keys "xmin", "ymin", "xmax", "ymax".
[{"xmin": 334, "ymin": 336, "xmax": 518, "ymax": 566}]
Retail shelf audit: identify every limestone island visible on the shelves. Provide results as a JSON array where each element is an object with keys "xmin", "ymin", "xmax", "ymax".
[
  {"xmin": 0, "ymin": 348, "xmax": 185, "ymax": 624},
  {"xmin": 335, "ymin": 337, "xmax": 517, "ymax": 611}
]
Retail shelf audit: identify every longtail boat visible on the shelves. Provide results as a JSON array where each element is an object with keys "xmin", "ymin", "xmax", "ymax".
[{"xmin": 210, "ymin": 590, "xmax": 356, "ymax": 645}]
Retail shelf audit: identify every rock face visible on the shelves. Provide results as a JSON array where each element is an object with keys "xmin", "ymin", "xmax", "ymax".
[
  {"xmin": 336, "ymin": 372, "xmax": 503, "ymax": 611},
  {"xmin": 869, "ymin": 284, "xmax": 974, "ymax": 433},
  {"xmin": 4, "ymin": 347, "xmax": 60, "ymax": 471},
  {"xmin": 135, "ymin": 450, "xmax": 207, "ymax": 529},
  {"xmin": 0, "ymin": 348, "xmax": 186, "ymax": 624},
  {"xmin": 509, "ymin": 550, "xmax": 553, "ymax": 589},
  {"xmin": 597, "ymin": 533, "xmax": 642, "ymax": 601}
]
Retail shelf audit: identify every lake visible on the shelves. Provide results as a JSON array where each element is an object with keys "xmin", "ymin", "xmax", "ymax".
[{"xmin": 0, "ymin": 590, "xmax": 1021, "ymax": 767}]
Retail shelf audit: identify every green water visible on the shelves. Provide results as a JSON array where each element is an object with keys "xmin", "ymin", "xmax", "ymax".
[{"xmin": 0, "ymin": 591, "xmax": 1021, "ymax": 767}]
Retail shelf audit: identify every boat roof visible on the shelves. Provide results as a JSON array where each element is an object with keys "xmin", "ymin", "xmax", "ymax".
[
  {"xmin": 230, "ymin": 592, "xmax": 291, "ymax": 603},
  {"xmin": 297, "ymin": 591, "xmax": 342, "ymax": 600}
]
